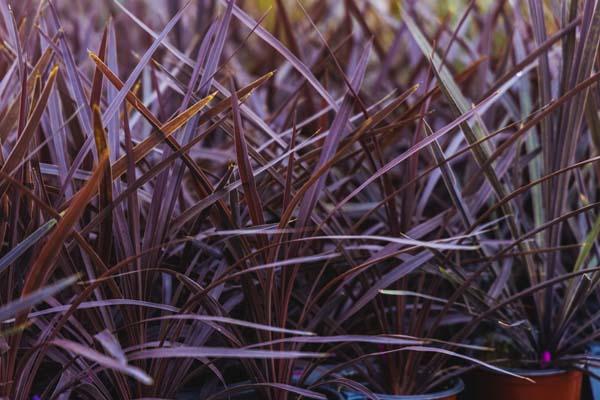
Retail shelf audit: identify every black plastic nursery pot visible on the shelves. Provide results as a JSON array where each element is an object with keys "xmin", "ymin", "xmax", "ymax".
[
  {"xmin": 464, "ymin": 368, "xmax": 582, "ymax": 400},
  {"xmin": 328, "ymin": 378, "xmax": 464, "ymax": 400}
]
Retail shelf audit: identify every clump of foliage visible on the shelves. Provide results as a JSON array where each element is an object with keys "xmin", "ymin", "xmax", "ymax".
[{"xmin": 1, "ymin": 0, "xmax": 600, "ymax": 399}]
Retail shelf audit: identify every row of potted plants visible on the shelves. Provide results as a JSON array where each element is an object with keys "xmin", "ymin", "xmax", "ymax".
[{"xmin": 1, "ymin": 0, "xmax": 600, "ymax": 399}]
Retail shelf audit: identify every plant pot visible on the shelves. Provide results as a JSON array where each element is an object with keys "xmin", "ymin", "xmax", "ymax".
[
  {"xmin": 177, "ymin": 384, "xmax": 257, "ymax": 399},
  {"xmin": 464, "ymin": 368, "xmax": 582, "ymax": 400},
  {"xmin": 329, "ymin": 378, "xmax": 464, "ymax": 400},
  {"xmin": 291, "ymin": 362, "xmax": 341, "ymax": 385},
  {"xmin": 588, "ymin": 343, "xmax": 600, "ymax": 399},
  {"xmin": 177, "ymin": 364, "xmax": 338, "ymax": 399}
]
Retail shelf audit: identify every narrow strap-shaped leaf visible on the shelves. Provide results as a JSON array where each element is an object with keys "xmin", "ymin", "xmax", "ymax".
[
  {"xmin": 88, "ymin": 53, "xmax": 238, "ymax": 234},
  {"xmin": 47, "ymin": 2, "xmax": 95, "ymax": 153},
  {"xmin": 547, "ymin": 0, "xmax": 600, "ymax": 289},
  {"xmin": 106, "ymin": 21, "xmax": 121, "ymax": 160},
  {"xmin": 92, "ymin": 106, "xmax": 113, "ymax": 260},
  {"xmin": 50, "ymin": 339, "xmax": 153, "ymax": 385},
  {"xmin": 88, "ymin": 51, "xmax": 272, "ymax": 179},
  {"xmin": 327, "ymin": 91, "xmax": 502, "ymax": 229},
  {"xmin": 94, "ymin": 330, "xmax": 127, "ymax": 365},
  {"xmin": 337, "ymin": 251, "xmax": 433, "ymax": 324},
  {"xmin": 89, "ymin": 50, "xmax": 215, "ymax": 171},
  {"xmin": 527, "ymin": 0, "xmax": 553, "ymax": 184},
  {"xmin": 127, "ymin": 346, "xmax": 327, "ymax": 361},
  {"xmin": 0, "ymin": 66, "xmax": 59, "ymax": 196},
  {"xmin": 231, "ymin": 83, "xmax": 265, "ymax": 229},
  {"xmin": 216, "ymin": 0, "xmax": 337, "ymax": 110},
  {"xmin": 181, "ymin": 23, "xmax": 217, "ymax": 110},
  {"xmin": 295, "ymin": 41, "xmax": 371, "ymax": 231},
  {"xmin": 111, "ymin": 0, "xmax": 287, "ymax": 148},
  {"xmin": 0, "ymin": 275, "xmax": 78, "ymax": 322},
  {"xmin": 89, "ymin": 26, "xmax": 108, "ymax": 110},
  {"xmin": 0, "ymin": 219, "xmax": 56, "ymax": 275},
  {"xmin": 554, "ymin": 211, "xmax": 600, "ymax": 338},
  {"xmin": 282, "ymin": 113, "xmax": 298, "ymax": 210},
  {"xmin": 137, "ymin": 314, "xmax": 315, "ymax": 336},
  {"xmin": 423, "ymin": 122, "xmax": 473, "ymax": 228},
  {"xmin": 21, "ymin": 152, "xmax": 109, "ymax": 297},
  {"xmin": 197, "ymin": 0, "xmax": 234, "ymax": 97},
  {"xmin": 0, "ymin": 46, "xmax": 54, "ymax": 142},
  {"xmin": 401, "ymin": 7, "xmax": 537, "ymax": 286},
  {"xmin": 398, "ymin": 346, "xmax": 531, "ymax": 381},
  {"xmin": 102, "ymin": 1, "xmax": 190, "ymax": 123},
  {"xmin": 149, "ymin": 5, "xmax": 233, "ymax": 263},
  {"xmin": 574, "ymin": 213, "xmax": 600, "ymax": 273}
]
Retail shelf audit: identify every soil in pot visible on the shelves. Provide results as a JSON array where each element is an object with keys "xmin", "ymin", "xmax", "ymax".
[{"xmin": 464, "ymin": 368, "xmax": 582, "ymax": 400}]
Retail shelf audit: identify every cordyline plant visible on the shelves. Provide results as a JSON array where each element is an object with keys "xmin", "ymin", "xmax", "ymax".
[
  {"xmin": 372, "ymin": 0, "xmax": 600, "ymax": 384},
  {"xmin": 1, "ymin": 0, "xmax": 600, "ymax": 399}
]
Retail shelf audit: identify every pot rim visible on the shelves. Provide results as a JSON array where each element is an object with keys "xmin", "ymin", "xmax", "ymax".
[{"xmin": 340, "ymin": 378, "xmax": 464, "ymax": 400}]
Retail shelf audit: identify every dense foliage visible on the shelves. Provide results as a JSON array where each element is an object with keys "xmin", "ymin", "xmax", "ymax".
[{"xmin": 2, "ymin": 0, "xmax": 600, "ymax": 398}]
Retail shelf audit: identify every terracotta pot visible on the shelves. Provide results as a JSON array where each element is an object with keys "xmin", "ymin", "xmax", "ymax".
[
  {"xmin": 330, "ymin": 379, "xmax": 464, "ymax": 400},
  {"xmin": 465, "ymin": 368, "xmax": 582, "ymax": 400}
]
